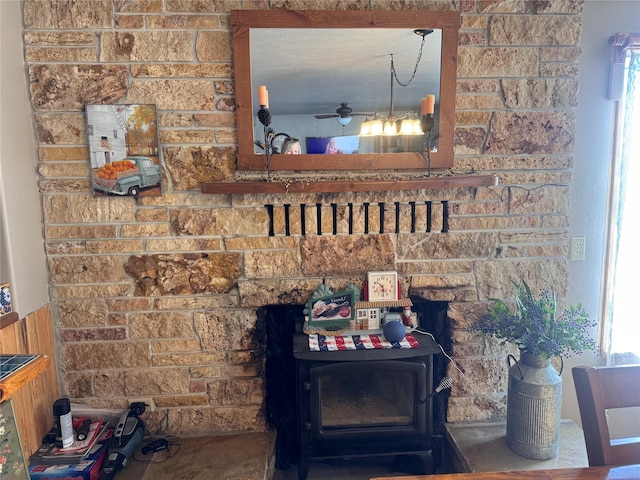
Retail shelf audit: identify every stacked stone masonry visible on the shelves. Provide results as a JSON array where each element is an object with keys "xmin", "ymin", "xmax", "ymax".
[{"xmin": 23, "ymin": 0, "xmax": 582, "ymax": 435}]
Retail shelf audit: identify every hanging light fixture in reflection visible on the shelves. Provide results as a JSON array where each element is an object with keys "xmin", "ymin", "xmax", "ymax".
[{"xmin": 359, "ymin": 28, "xmax": 434, "ymax": 138}]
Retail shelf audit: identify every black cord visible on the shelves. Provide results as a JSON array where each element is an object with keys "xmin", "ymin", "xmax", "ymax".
[
  {"xmin": 133, "ymin": 435, "xmax": 181, "ymax": 463},
  {"xmin": 485, "ymin": 183, "xmax": 570, "ymax": 203}
]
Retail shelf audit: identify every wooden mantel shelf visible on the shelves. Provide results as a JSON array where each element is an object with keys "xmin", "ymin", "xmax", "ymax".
[{"xmin": 201, "ymin": 175, "xmax": 498, "ymax": 195}]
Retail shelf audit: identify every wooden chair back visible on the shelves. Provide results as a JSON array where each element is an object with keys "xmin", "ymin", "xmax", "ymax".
[{"xmin": 572, "ymin": 364, "xmax": 640, "ymax": 466}]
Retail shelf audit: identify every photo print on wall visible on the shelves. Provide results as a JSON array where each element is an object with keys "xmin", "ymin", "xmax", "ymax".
[{"xmin": 86, "ymin": 104, "xmax": 161, "ymax": 197}]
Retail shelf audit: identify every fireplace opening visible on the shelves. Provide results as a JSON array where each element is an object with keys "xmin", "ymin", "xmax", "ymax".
[{"xmin": 262, "ymin": 298, "xmax": 451, "ymax": 475}]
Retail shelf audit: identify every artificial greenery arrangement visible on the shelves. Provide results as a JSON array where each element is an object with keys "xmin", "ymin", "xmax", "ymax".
[{"xmin": 470, "ymin": 278, "xmax": 596, "ymax": 359}]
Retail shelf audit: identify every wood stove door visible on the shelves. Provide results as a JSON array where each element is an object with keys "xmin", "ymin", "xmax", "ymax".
[{"xmin": 307, "ymin": 358, "xmax": 429, "ymax": 442}]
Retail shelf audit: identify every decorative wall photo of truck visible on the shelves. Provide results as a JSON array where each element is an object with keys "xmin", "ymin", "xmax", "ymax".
[
  {"xmin": 86, "ymin": 104, "xmax": 161, "ymax": 197},
  {"xmin": 92, "ymin": 156, "xmax": 161, "ymax": 196}
]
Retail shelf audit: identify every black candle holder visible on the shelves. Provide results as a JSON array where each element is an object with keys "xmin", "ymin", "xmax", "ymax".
[
  {"xmin": 258, "ymin": 105, "xmax": 272, "ymax": 128},
  {"xmin": 257, "ymin": 106, "xmax": 274, "ymax": 179},
  {"xmin": 421, "ymin": 114, "xmax": 438, "ymax": 176}
]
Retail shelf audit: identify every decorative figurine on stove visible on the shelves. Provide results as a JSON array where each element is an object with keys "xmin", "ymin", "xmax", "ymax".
[{"xmin": 402, "ymin": 306, "xmax": 418, "ymax": 329}]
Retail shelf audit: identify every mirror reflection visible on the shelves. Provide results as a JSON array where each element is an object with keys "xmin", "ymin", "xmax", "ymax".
[{"xmin": 250, "ymin": 28, "xmax": 443, "ymax": 155}]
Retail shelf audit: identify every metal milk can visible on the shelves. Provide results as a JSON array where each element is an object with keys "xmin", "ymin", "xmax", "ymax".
[{"xmin": 505, "ymin": 352, "xmax": 562, "ymax": 460}]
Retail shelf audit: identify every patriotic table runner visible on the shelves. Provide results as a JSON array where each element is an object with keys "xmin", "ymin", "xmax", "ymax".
[{"xmin": 308, "ymin": 333, "xmax": 419, "ymax": 351}]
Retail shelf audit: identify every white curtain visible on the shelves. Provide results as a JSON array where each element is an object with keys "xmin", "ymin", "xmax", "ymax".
[{"xmin": 607, "ymin": 48, "xmax": 640, "ymax": 365}]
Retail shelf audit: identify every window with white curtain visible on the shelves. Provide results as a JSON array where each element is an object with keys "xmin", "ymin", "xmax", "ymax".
[{"xmin": 603, "ymin": 34, "xmax": 640, "ymax": 365}]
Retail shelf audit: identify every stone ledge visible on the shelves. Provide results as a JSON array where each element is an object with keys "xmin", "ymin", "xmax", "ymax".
[
  {"xmin": 117, "ymin": 431, "xmax": 276, "ymax": 480},
  {"xmin": 445, "ymin": 419, "xmax": 588, "ymax": 473}
]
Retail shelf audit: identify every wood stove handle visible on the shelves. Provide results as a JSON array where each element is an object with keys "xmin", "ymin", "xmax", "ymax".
[
  {"xmin": 419, "ymin": 382, "xmax": 427, "ymax": 403},
  {"xmin": 303, "ymin": 381, "xmax": 311, "ymax": 391},
  {"xmin": 304, "ymin": 421, "xmax": 312, "ymax": 431}
]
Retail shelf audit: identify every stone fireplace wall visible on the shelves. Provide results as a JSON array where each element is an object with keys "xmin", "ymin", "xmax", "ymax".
[{"xmin": 23, "ymin": 0, "xmax": 581, "ymax": 436}]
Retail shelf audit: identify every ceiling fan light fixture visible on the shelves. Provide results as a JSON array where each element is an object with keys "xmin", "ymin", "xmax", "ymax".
[{"xmin": 337, "ymin": 116, "xmax": 352, "ymax": 126}]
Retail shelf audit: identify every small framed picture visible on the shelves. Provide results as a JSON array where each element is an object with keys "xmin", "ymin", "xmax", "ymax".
[
  {"xmin": 307, "ymin": 290, "xmax": 356, "ymax": 323},
  {"xmin": 366, "ymin": 271, "xmax": 399, "ymax": 301},
  {"xmin": 0, "ymin": 283, "xmax": 12, "ymax": 316}
]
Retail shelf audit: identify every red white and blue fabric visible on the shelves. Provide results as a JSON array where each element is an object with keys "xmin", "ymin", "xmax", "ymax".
[{"xmin": 308, "ymin": 333, "xmax": 419, "ymax": 351}]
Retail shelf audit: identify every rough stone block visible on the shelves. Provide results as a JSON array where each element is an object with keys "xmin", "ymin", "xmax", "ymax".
[
  {"xmin": 63, "ymin": 342, "xmax": 151, "ymax": 370},
  {"xmin": 115, "ymin": 15, "xmax": 144, "ymax": 28},
  {"xmin": 61, "ymin": 327, "xmax": 127, "ymax": 342},
  {"xmin": 125, "ymin": 79, "xmax": 214, "ymax": 110},
  {"xmin": 64, "ymin": 372, "xmax": 94, "ymax": 398},
  {"xmin": 300, "ymin": 234, "xmax": 395, "ymax": 276},
  {"xmin": 244, "ymin": 250, "xmax": 301, "ymax": 278},
  {"xmin": 23, "ymin": 0, "xmax": 113, "ymax": 28},
  {"xmin": 397, "ymin": 232, "xmax": 497, "ymax": 260},
  {"xmin": 100, "ymin": 31, "xmax": 193, "ymax": 62},
  {"xmin": 195, "ymin": 31, "xmax": 232, "ymax": 61},
  {"xmin": 39, "ymin": 162, "xmax": 89, "ymax": 178},
  {"xmin": 38, "ymin": 145, "xmax": 89, "ymax": 160},
  {"xmin": 154, "ymin": 395, "xmax": 208, "ymax": 407},
  {"xmin": 124, "ymin": 253, "xmax": 241, "ymax": 296},
  {"xmin": 458, "ymin": 47, "xmax": 538, "ymax": 78},
  {"xmin": 43, "ymin": 195, "xmax": 137, "ymax": 223},
  {"xmin": 161, "ymin": 129, "xmax": 213, "ymax": 144},
  {"xmin": 129, "ymin": 311, "xmax": 194, "ymax": 339},
  {"xmin": 94, "ymin": 371, "xmax": 126, "ymax": 397},
  {"xmin": 208, "ymin": 377, "xmax": 265, "ymax": 406},
  {"xmin": 447, "ymin": 395, "xmax": 507, "ymax": 422},
  {"xmin": 502, "ymin": 78, "xmax": 579, "ymax": 108},
  {"xmin": 193, "ymin": 309, "xmax": 259, "ymax": 351},
  {"xmin": 123, "ymin": 368, "xmax": 191, "ymax": 395},
  {"xmin": 490, "ymin": 15, "xmax": 581, "ymax": 45},
  {"xmin": 474, "ymin": 259, "xmax": 568, "ymax": 300},
  {"xmin": 24, "ymin": 31, "xmax": 96, "ymax": 46},
  {"xmin": 171, "ymin": 145, "xmax": 225, "ymax": 177},
  {"xmin": 172, "ymin": 206, "xmax": 268, "ymax": 235},
  {"xmin": 49, "ymin": 255, "xmax": 131, "ymax": 284},
  {"xmin": 237, "ymin": 279, "xmax": 320, "ymax": 307},
  {"xmin": 26, "ymin": 47, "xmax": 96, "ymax": 62},
  {"xmin": 29, "ymin": 65, "xmax": 127, "ymax": 111},
  {"xmin": 147, "ymin": 15, "xmax": 221, "ymax": 28},
  {"xmin": 486, "ymin": 111, "xmax": 575, "ymax": 154},
  {"xmin": 151, "ymin": 339, "xmax": 202, "ymax": 353},
  {"xmin": 152, "ymin": 352, "xmax": 226, "ymax": 367},
  {"xmin": 166, "ymin": 405, "xmax": 265, "ymax": 434}
]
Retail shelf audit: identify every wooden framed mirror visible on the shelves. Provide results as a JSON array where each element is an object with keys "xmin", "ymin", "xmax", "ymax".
[{"xmin": 232, "ymin": 9, "xmax": 460, "ymax": 173}]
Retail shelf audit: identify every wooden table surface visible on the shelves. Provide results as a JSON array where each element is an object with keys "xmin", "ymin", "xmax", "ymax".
[{"xmin": 371, "ymin": 463, "xmax": 640, "ymax": 480}]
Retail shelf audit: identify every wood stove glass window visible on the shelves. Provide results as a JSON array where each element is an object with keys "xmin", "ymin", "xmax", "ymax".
[{"xmin": 309, "ymin": 359, "xmax": 428, "ymax": 439}]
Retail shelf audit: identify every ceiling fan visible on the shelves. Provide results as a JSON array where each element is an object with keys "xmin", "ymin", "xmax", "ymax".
[{"xmin": 313, "ymin": 103, "xmax": 368, "ymax": 126}]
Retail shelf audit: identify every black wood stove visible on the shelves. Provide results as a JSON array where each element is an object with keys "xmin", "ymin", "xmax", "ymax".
[{"xmin": 292, "ymin": 332, "xmax": 440, "ymax": 480}]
